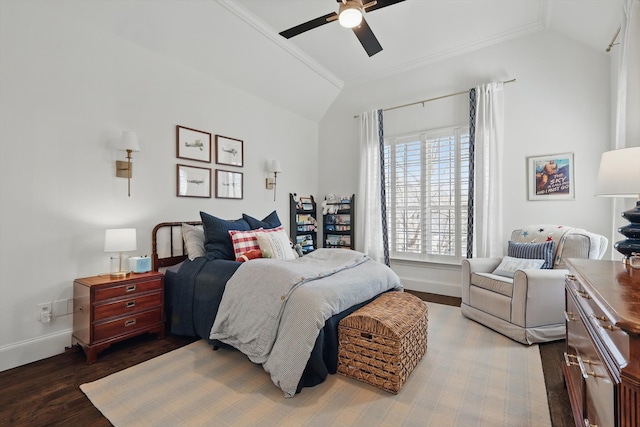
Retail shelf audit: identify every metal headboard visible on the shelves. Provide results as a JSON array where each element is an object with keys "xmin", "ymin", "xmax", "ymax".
[{"xmin": 151, "ymin": 221, "xmax": 202, "ymax": 271}]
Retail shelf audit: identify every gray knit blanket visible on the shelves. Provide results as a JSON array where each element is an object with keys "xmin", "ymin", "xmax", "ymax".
[{"xmin": 210, "ymin": 249, "xmax": 402, "ymax": 397}]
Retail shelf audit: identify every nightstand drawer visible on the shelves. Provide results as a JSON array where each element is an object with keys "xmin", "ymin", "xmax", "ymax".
[
  {"xmin": 93, "ymin": 291, "xmax": 162, "ymax": 320},
  {"xmin": 94, "ymin": 278, "xmax": 162, "ymax": 301},
  {"xmin": 93, "ymin": 308, "xmax": 162, "ymax": 342}
]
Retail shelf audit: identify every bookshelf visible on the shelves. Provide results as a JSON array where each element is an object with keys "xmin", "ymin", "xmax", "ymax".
[
  {"xmin": 323, "ymin": 194, "xmax": 355, "ymax": 250},
  {"xmin": 289, "ymin": 193, "xmax": 317, "ymax": 254}
]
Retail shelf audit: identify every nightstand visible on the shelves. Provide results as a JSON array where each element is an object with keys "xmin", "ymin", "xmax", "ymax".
[{"xmin": 72, "ymin": 271, "xmax": 164, "ymax": 364}]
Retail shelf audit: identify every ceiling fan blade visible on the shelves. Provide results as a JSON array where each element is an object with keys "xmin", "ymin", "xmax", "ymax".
[
  {"xmin": 364, "ymin": 0, "xmax": 406, "ymax": 13},
  {"xmin": 352, "ymin": 17, "xmax": 382, "ymax": 57},
  {"xmin": 279, "ymin": 12, "xmax": 337, "ymax": 39}
]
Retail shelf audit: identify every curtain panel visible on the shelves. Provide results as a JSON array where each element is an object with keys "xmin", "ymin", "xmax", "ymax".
[
  {"xmin": 357, "ymin": 110, "xmax": 390, "ymax": 265},
  {"xmin": 470, "ymin": 82, "xmax": 505, "ymax": 258}
]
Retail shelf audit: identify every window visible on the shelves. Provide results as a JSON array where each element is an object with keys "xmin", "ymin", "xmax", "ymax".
[{"xmin": 384, "ymin": 126, "xmax": 469, "ymax": 262}]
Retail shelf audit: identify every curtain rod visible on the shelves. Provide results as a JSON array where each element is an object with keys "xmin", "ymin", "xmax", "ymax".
[
  {"xmin": 353, "ymin": 78, "xmax": 516, "ymax": 118},
  {"xmin": 606, "ymin": 25, "xmax": 621, "ymax": 52}
]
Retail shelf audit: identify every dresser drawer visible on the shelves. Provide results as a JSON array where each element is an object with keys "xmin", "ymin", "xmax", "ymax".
[
  {"xmin": 93, "ymin": 308, "xmax": 162, "ymax": 342},
  {"xmin": 94, "ymin": 278, "xmax": 162, "ymax": 301},
  {"xmin": 93, "ymin": 291, "xmax": 162, "ymax": 320},
  {"xmin": 566, "ymin": 274, "xmax": 629, "ymax": 369}
]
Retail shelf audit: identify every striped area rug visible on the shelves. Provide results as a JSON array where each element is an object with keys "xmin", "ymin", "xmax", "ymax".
[{"xmin": 80, "ymin": 303, "xmax": 550, "ymax": 427}]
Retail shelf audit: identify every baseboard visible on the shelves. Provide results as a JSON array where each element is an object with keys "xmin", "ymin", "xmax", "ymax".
[
  {"xmin": 0, "ymin": 329, "xmax": 72, "ymax": 372},
  {"xmin": 401, "ymin": 277, "xmax": 462, "ymax": 298}
]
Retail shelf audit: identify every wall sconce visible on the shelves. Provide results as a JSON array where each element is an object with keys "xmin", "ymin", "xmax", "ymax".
[
  {"xmin": 596, "ymin": 146, "xmax": 640, "ymax": 264},
  {"xmin": 115, "ymin": 131, "xmax": 140, "ymax": 197},
  {"xmin": 104, "ymin": 228, "xmax": 137, "ymax": 278},
  {"xmin": 265, "ymin": 160, "xmax": 282, "ymax": 201}
]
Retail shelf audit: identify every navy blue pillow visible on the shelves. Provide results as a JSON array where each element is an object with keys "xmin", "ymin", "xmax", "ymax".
[
  {"xmin": 242, "ymin": 211, "xmax": 281, "ymax": 230},
  {"xmin": 507, "ymin": 240, "xmax": 556, "ymax": 269},
  {"xmin": 200, "ymin": 211, "xmax": 250, "ymax": 260}
]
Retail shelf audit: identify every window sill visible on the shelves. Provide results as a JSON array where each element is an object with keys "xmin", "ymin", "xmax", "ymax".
[{"xmin": 390, "ymin": 257, "xmax": 462, "ymax": 270}]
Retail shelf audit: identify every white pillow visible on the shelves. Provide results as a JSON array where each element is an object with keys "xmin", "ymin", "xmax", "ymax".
[
  {"xmin": 256, "ymin": 228, "xmax": 296, "ymax": 260},
  {"xmin": 492, "ymin": 256, "xmax": 545, "ymax": 278},
  {"xmin": 182, "ymin": 223, "xmax": 206, "ymax": 260}
]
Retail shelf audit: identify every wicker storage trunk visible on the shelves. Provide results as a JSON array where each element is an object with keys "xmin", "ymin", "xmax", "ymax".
[{"xmin": 337, "ymin": 291, "xmax": 428, "ymax": 394}]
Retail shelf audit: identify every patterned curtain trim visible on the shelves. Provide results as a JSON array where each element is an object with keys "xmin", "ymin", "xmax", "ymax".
[
  {"xmin": 467, "ymin": 88, "xmax": 476, "ymax": 259},
  {"xmin": 377, "ymin": 109, "xmax": 390, "ymax": 266}
]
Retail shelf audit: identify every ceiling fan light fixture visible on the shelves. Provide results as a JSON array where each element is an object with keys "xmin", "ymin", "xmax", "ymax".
[{"xmin": 338, "ymin": 2, "xmax": 363, "ymax": 28}]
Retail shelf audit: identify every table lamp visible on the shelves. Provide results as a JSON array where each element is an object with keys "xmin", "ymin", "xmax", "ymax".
[
  {"xmin": 104, "ymin": 228, "xmax": 137, "ymax": 277},
  {"xmin": 596, "ymin": 146, "xmax": 640, "ymax": 263}
]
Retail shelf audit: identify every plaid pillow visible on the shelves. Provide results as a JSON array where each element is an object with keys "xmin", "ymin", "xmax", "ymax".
[{"xmin": 229, "ymin": 226, "xmax": 285, "ymax": 260}]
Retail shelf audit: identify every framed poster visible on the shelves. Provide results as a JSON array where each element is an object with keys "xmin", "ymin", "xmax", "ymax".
[
  {"xmin": 215, "ymin": 135, "xmax": 244, "ymax": 167},
  {"xmin": 176, "ymin": 164, "xmax": 211, "ymax": 198},
  {"xmin": 176, "ymin": 126, "xmax": 212, "ymax": 163},
  {"xmin": 215, "ymin": 169, "xmax": 243, "ymax": 199},
  {"xmin": 527, "ymin": 152, "xmax": 575, "ymax": 200}
]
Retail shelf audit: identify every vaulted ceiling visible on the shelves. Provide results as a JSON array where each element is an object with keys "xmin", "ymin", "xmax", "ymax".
[{"xmin": 68, "ymin": 0, "xmax": 621, "ymax": 121}]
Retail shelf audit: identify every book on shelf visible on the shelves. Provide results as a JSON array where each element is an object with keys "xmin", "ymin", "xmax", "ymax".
[
  {"xmin": 296, "ymin": 213, "xmax": 315, "ymax": 224},
  {"xmin": 297, "ymin": 224, "xmax": 316, "ymax": 232},
  {"xmin": 325, "ymin": 234, "xmax": 351, "ymax": 247},
  {"xmin": 296, "ymin": 234, "xmax": 314, "ymax": 245},
  {"xmin": 325, "ymin": 214, "xmax": 350, "ymax": 225}
]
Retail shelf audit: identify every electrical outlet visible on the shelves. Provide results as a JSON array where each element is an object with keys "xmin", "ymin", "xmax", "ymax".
[{"xmin": 37, "ymin": 302, "xmax": 52, "ymax": 323}]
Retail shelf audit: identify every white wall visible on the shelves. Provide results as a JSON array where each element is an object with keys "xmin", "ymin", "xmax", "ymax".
[
  {"xmin": 319, "ymin": 29, "xmax": 613, "ymax": 297},
  {"xmin": 0, "ymin": 2, "xmax": 318, "ymax": 371}
]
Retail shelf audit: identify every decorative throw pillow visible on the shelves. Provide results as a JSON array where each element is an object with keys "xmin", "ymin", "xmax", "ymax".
[
  {"xmin": 236, "ymin": 249, "xmax": 263, "ymax": 262},
  {"xmin": 507, "ymin": 240, "xmax": 555, "ymax": 269},
  {"xmin": 200, "ymin": 211, "xmax": 250, "ymax": 260},
  {"xmin": 256, "ymin": 228, "xmax": 296, "ymax": 260},
  {"xmin": 229, "ymin": 226, "xmax": 287, "ymax": 259},
  {"xmin": 492, "ymin": 256, "xmax": 546, "ymax": 278},
  {"xmin": 243, "ymin": 211, "xmax": 282, "ymax": 230},
  {"xmin": 181, "ymin": 223, "xmax": 206, "ymax": 260}
]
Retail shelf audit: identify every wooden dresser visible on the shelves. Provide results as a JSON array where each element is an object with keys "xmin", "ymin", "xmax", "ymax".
[
  {"xmin": 72, "ymin": 271, "xmax": 165, "ymax": 364},
  {"xmin": 564, "ymin": 259, "xmax": 640, "ymax": 427}
]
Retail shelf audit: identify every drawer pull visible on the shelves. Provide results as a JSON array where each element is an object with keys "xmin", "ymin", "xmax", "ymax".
[
  {"xmin": 126, "ymin": 285, "xmax": 137, "ymax": 293},
  {"xmin": 589, "ymin": 314, "xmax": 618, "ymax": 332},
  {"xmin": 563, "ymin": 352, "xmax": 580, "ymax": 367},
  {"xmin": 564, "ymin": 311, "xmax": 577, "ymax": 322},
  {"xmin": 125, "ymin": 301, "xmax": 136, "ymax": 309},
  {"xmin": 577, "ymin": 356, "xmax": 601, "ymax": 379},
  {"xmin": 566, "ymin": 274, "xmax": 576, "ymax": 281},
  {"xmin": 574, "ymin": 289, "xmax": 591, "ymax": 299},
  {"xmin": 564, "ymin": 353, "xmax": 598, "ymax": 379},
  {"xmin": 125, "ymin": 319, "xmax": 137, "ymax": 327}
]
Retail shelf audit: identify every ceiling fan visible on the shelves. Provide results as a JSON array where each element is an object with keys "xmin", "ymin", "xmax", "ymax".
[{"xmin": 279, "ymin": 0, "xmax": 406, "ymax": 57}]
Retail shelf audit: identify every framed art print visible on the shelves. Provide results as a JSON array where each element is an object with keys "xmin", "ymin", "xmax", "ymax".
[
  {"xmin": 215, "ymin": 169, "xmax": 243, "ymax": 199},
  {"xmin": 177, "ymin": 125, "xmax": 212, "ymax": 163},
  {"xmin": 215, "ymin": 135, "xmax": 244, "ymax": 167},
  {"xmin": 177, "ymin": 164, "xmax": 211, "ymax": 198},
  {"xmin": 527, "ymin": 152, "xmax": 575, "ymax": 200}
]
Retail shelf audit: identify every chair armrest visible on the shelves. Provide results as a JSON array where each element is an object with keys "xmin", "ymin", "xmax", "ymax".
[
  {"xmin": 511, "ymin": 269, "xmax": 569, "ymax": 327},
  {"xmin": 461, "ymin": 257, "xmax": 502, "ymax": 303}
]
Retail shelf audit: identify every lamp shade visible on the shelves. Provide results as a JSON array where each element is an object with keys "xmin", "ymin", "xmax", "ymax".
[
  {"xmin": 595, "ymin": 147, "xmax": 640, "ymax": 197},
  {"xmin": 270, "ymin": 160, "xmax": 282, "ymax": 174},
  {"xmin": 116, "ymin": 131, "xmax": 140, "ymax": 152},
  {"xmin": 104, "ymin": 228, "xmax": 137, "ymax": 252}
]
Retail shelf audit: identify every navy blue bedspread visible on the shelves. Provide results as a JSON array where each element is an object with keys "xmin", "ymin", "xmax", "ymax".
[{"xmin": 164, "ymin": 258, "xmax": 377, "ymax": 393}]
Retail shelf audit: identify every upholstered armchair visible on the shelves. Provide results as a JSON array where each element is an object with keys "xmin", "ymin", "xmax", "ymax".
[{"xmin": 461, "ymin": 225, "xmax": 607, "ymax": 344}]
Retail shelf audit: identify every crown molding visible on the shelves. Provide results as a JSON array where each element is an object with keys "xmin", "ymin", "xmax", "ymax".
[{"xmin": 217, "ymin": 0, "xmax": 344, "ymax": 91}]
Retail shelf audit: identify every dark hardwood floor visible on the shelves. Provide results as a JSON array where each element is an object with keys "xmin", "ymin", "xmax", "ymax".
[{"xmin": 0, "ymin": 292, "xmax": 573, "ymax": 427}]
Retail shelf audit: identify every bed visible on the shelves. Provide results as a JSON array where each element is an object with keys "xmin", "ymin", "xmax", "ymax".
[{"xmin": 152, "ymin": 211, "xmax": 403, "ymax": 397}]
